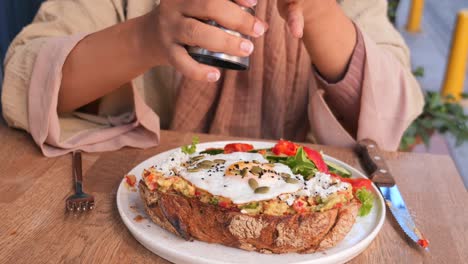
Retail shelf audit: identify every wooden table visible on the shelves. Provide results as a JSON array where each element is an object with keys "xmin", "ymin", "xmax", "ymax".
[{"xmin": 0, "ymin": 127, "xmax": 466, "ymax": 264}]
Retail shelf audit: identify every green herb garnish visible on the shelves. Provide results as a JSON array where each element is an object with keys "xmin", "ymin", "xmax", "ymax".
[
  {"xmin": 200, "ymin": 148, "xmax": 224, "ymax": 155},
  {"xmin": 281, "ymin": 147, "xmax": 318, "ymax": 180},
  {"xmin": 267, "ymin": 147, "xmax": 318, "ymax": 180},
  {"xmin": 181, "ymin": 136, "xmax": 199, "ymax": 155},
  {"xmin": 356, "ymin": 187, "xmax": 374, "ymax": 217},
  {"xmin": 240, "ymin": 202, "xmax": 259, "ymax": 210},
  {"xmin": 209, "ymin": 197, "xmax": 219, "ymax": 205}
]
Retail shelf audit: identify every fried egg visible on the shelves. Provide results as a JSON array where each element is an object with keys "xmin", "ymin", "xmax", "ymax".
[{"xmin": 161, "ymin": 151, "xmax": 303, "ymax": 204}]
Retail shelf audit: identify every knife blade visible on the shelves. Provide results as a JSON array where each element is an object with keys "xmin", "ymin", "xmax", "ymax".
[{"xmin": 356, "ymin": 139, "xmax": 430, "ymax": 251}]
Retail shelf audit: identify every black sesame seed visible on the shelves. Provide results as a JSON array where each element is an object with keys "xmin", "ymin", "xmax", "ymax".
[
  {"xmin": 201, "ymin": 178, "xmax": 205, "ymax": 180},
  {"xmin": 224, "ymin": 185, "xmax": 228, "ymax": 187},
  {"xmin": 171, "ymin": 158, "xmax": 175, "ymax": 161}
]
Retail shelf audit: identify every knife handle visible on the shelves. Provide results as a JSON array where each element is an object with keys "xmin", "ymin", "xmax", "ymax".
[{"xmin": 356, "ymin": 139, "xmax": 396, "ymax": 187}]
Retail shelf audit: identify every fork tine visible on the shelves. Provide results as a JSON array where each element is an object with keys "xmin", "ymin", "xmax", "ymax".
[{"xmin": 82, "ymin": 202, "xmax": 87, "ymax": 211}]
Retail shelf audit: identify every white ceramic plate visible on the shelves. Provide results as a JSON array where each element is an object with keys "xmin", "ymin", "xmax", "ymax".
[{"xmin": 117, "ymin": 141, "xmax": 385, "ymax": 264}]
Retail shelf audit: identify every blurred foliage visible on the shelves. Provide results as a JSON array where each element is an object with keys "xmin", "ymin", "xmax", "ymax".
[
  {"xmin": 412, "ymin": 66, "xmax": 425, "ymax": 78},
  {"xmin": 400, "ymin": 92, "xmax": 468, "ymax": 151},
  {"xmin": 388, "ymin": 0, "xmax": 400, "ymax": 24}
]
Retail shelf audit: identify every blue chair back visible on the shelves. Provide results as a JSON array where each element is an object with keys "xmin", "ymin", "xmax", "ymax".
[{"xmin": 0, "ymin": 0, "xmax": 44, "ymax": 117}]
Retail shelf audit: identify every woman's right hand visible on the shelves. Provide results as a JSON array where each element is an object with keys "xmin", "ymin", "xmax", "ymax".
[{"xmin": 142, "ymin": 0, "xmax": 268, "ymax": 82}]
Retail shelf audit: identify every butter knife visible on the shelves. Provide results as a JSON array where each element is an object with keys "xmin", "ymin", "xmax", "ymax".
[{"xmin": 356, "ymin": 139, "xmax": 429, "ymax": 251}]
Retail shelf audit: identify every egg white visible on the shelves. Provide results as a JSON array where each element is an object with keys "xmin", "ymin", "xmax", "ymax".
[{"xmin": 177, "ymin": 152, "xmax": 303, "ymax": 204}]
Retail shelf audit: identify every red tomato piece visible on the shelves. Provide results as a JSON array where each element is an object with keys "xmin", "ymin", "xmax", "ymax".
[
  {"xmin": 218, "ymin": 201, "xmax": 231, "ymax": 209},
  {"xmin": 224, "ymin": 143, "xmax": 254, "ymax": 154},
  {"xmin": 149, "ymin": 182, "xmax": 158, "ymax": 190},
  {"xmin": 125, "ymin": 175, "xmax": 137, "ymax": 187},
  {"xmin": 272, "ymin": 140, "xmax": 298, "ymax": 156},
  {"xmin": 303, "ymin": 147, "xmax": 329, "ymax": 173},
  {"xmin": 417, "ymin": 239, "xmax": 429, "ymax": 248},
  {"xmin": 334, "ymin": 203, "xmax": 343, "ymax": 209},
  {"xmin": 292, "ymin": 200, "xmax": 308, "ymax": 214},
  {"xmin": 338, "ymin": 177, "xmax": 373, "ymax": 193}
]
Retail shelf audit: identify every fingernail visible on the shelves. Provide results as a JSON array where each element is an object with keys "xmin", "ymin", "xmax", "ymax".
[
  {"xmin": 207, "ymin": 71, "xmax": 220, "ymax": 82},
  {"xmin": 240, "ymin": 40, "xmax": 254, "ymax": 54},
  {"xmin": 246, "ymin": 0, "xmax": 257, "ymax": 6},
  {"xmin": 253, "ymin": 21, "xmax": 265, "ymax": 37}
]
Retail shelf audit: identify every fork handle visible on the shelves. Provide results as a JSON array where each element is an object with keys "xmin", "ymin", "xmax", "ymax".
[{"xmin": 72, "ymin": 151, "xmax": 84, "ymax": 194}]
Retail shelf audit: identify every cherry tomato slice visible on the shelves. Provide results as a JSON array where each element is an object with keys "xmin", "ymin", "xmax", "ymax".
[
  {"xmin": 337, "ymin": 176, "xmax": 373, "ymax": 192},
  {"xmin": 303, "ymin": 146, "xmax": 329, "ymax": 173},
  {"xmin": 272, "ymin": 140, "xmax": 298, "ymax": 156},
  {"xmin": 224, "ymin": 143, "xmax": 254, "ymax": 154}
]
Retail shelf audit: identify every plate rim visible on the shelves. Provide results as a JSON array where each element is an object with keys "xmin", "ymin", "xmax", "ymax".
[{"xmin": 117, "ymin": 140, "xmax": 386, "ymax": 264}]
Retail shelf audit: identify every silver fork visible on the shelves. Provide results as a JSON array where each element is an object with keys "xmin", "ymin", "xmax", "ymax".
[{"xmin": 66, "ymin": 151, "xmax": 95, "ymax": 212}]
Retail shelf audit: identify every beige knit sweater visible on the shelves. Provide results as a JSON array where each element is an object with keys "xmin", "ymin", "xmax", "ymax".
[{"xmin": 1, "ymin": 0, "xmax": 424, "ymax": 156}]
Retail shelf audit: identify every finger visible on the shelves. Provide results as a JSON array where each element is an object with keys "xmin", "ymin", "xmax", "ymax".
[
  {"xmin": 176, "ymin": 18, "xmax": 254, "ymax": 57},
  {"xmin": 233, "ymin": 0, "xmax": 257, "ymax": 7},
  {"xmin": 181, "ymin": 0, "xmax": 268, "ymax": 38},
  {"xmin": 169, "ymin": 45, "xmax": 221, "ymax": 82},
  {"xmin": 287, "ymin": 2, "xmax": 304, "ymax": 38}
]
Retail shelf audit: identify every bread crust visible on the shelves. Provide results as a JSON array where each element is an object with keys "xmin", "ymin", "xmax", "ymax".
[{"xmin": 139, "ymin": 180, "xmax": 360, "ymax": 254}]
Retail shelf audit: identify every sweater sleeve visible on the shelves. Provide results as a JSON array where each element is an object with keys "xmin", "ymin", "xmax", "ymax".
[
  {"xmin": 308, "ymin": 0, "xmax": 424, "ymax": 151},
  {"xmin": 314, "ymin": 25, "xmax": 366, "ymax": 137},
  {"xmin": 1, "ymin": 0, "xmax": 160, "ymax": 156}
]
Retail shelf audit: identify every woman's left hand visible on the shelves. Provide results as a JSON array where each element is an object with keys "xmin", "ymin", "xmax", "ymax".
[{"xmin": 276, "ymin": 0, "xmax": 331, "ymax": 38}]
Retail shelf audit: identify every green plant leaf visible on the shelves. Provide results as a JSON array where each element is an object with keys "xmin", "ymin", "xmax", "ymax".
[
  {"xmin": 399, "ymin": 91, "xmax": 468, "ymax": 150},
  {"xmin": 412, "ymin": 66, "xmax": 425, "ymax": 78}
]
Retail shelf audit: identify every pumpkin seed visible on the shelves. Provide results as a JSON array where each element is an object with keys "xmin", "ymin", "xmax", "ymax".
[
  {"xmin": 240, "ymin": 168, "xmax": 248, "ymax": 178},
  {"xmin": 248, "ymin": 178, "xmax": 259, "ymax": 190},
  {"xmin": 280, "ymin": 173, "xmax": 291, "ymax": 179},
  {"xmin": 213, "ymin": 159, "xmax": 226, "ymax": 164},
  {"xmin": 197, "ymin": 164, "xmax": 212, "ymax": 169},
  {"xmin": 190, "ymin": 155, "xmax": 205, "ymax": 162},
  {"xmin": 285, "ymin": 177, "xmax": 299, "ymax": 184},
  {"xmin": 250, "ymin": 166, "xmax": 263, "ymax": 175},
  {"xmin": 187, "ymin": 168, "xmax": 202, "ymax": 173},
  {"xmin": 197, "ymin": 160, "xmax": 215, "ymax": 169},
  {"xmin": 254, "ymin": 186, "xmax": 270, "ymax": 194},
  {"xmin": 199, "ymin": 160, "xmax": 215, "ymax": 166}
]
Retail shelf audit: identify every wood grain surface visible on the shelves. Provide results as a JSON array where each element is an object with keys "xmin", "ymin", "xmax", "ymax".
[{"xmin": 0, "ymin": 126, "xmax": 466, "ymax": 264}]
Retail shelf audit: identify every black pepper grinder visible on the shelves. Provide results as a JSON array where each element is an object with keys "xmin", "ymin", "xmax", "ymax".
[{"xmin": 186, "ymin": 2, "xmax": 255, "ymax": 71}]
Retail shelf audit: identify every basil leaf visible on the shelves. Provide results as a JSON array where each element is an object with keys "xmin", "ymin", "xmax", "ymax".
[
  {"xmin": 276, "ymin": 147, "xmax": 318, "ymax": 180},
  {"xmin": 181, "ymin": 136, "xmax": 199, "ymax": 155}
]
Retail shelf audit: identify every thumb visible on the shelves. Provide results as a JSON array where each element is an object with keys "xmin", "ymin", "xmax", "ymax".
[{"xmin": 287, "ymin": 2, "xmax": 304, "ymax": 38}]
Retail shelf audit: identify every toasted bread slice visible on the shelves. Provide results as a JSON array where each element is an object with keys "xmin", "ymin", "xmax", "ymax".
[{"xmin": 139, "ymin": 180, "xmax": 360, "ymax": 254}]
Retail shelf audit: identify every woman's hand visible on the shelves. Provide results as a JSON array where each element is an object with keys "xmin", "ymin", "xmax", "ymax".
[
  {"xmin": 276, "ymin": 0, "xmax": 333, "ymax": 38},
  {"xmin": 144, "ymin": 0, "xmax": 268, "ymax": 82},
  {"xmin": 277, "ymin": 0, "xmax": 356, "ymax": 82}
]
